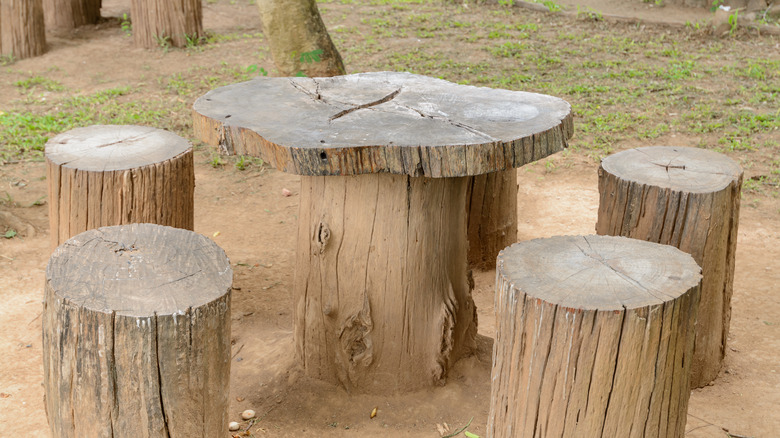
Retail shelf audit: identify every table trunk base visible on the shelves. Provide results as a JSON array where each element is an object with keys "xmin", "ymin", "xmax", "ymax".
[{"xmin": 295, "ymin": 173, "xmax": 478, "ymax": 393}]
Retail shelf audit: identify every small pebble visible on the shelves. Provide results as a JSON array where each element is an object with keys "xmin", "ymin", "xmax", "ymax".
[
  {"xmin": 228, "ymin": 422, "xmax": 240, "ymax": 431},
  {"xmin": 241, "ymin": 409, "xmax": 256, "ymax": 420}
]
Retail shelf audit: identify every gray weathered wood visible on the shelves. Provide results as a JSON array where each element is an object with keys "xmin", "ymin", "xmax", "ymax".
[
  {"xmin": 43, "ymin": 223, "xmax": 232, "ymax": 438},
  {"xmin": 596, "ymin": 146, "xmax": 743, "ymax": 388},
  {"xmin": 46, "ymin": 125, "xmax": 195, "ymax": 250},
  {"xmin": 488, "ymin": 235, "xmax": 701, "ymax": 438},
  {"xmin": 192, "ymin": 71, "xmax": 573, "ymax": 177}
]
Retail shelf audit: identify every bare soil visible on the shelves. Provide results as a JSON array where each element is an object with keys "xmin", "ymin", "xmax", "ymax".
[{"xmin": 1, "ymin": 1, "xmax": 779, "ymax": 437}]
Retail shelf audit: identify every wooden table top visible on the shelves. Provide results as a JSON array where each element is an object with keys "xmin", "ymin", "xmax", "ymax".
[{"xmin": 193, "ymin": 71, "xmax": 573, "ymax": 177}]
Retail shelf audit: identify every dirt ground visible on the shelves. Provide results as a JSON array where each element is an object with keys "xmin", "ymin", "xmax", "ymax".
[{"xmin": 1, "ymin": 1, "xmax": 779, "ymax": 437}]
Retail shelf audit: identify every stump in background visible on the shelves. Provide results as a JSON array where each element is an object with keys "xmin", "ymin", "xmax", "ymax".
[
  {"xmin": 488, "ymin": 235, "xmax": 701, "ymax": 438},
  {"xmin": 0, "ymin": 0, "xmax": 46, "ymax": 60},
  {"xmin": 466, "ymin": 169, "xmax": 517, "ymax": 270},
  {"xmin": 130, "ymin": 0, "xmax": 202, "ymax": 48},
  {"xmin": 43, "ymin": 223, "xmax": 233, "ymax": 438},
  {"xmin": 596, "ymin": 146, "xmax": 742, "ymax": 388},
  {"xmin": 42, "ymin": 0, "xmax": 101, "ymax": 32},
  {"xmin": 45, "ymin": 125, "xmax": 194, "ymax": 250}
]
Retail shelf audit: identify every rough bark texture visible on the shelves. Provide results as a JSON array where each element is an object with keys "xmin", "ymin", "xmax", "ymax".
[
  {"xmin": 295, "ymin": 173, "xmax": 477, "ymax": 392},
  {"xmin": 466, "ymin": 169, "xmax": 518, "ymax": 270},
  {"xmin": 43, "ymin": 223, "xmax": 232, "ymax": 438},
  {"xmin": 43, "ymin": 0, "xmax": 101, "ymax": 32},
  {"xmin": 0, "ymin": 0, "xmax": 46, "ymax": 60},
  {"xmin": 256, "ymin": 0, "xmax": 345, "ymax": 77},
  {"xmin": 596, "ymin": 146, "xmax": 742, "ymax": 388},
  {"xmin": 192, "ymin": 72, "xmax": 573, "ymax": 177},
  {"xmin": 130, "ymin": 0, "xmax": 202, "ymax": 48},
  {"xmin": 45, "ymin": 125, "xmax": 195, "ymax": 250},
  {"xmin": 488, "ymin": 235, "xmax": 702, "ymax": 438}
]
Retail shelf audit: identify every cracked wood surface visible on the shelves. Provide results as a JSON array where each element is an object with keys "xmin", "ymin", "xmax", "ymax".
[
  {"xmin": 295, "ymin": 173, "xmax": 477, "ymax": 392},
  {"xmin": 596, "ymin": 146, "xmax": 743, "ymax": 388},
  {"xmin": 43, "ymin": 223, "xmax": 232, "ymax": 438},
  {"xmin": 46, "ymin": 125, "xmax": 195, "ymax": 250},
  {"xmin": 488, "ymin": 235, "xmax": 701, "ymax": 438},
  {"xmin": 192, "ymin": 71, "xmax": 573, "ymax": 177}
]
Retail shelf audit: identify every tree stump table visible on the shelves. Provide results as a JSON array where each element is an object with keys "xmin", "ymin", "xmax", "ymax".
[
  {"xmin": 596, "ymin": 146, "xmax": 743, "ymax": 388},
  {"xmin": 488, "ymin": 235, "xmax": 702, "ymax": 438},
  {"xmin": 130, "ymin": 0, "xmax": 202, "ymax": 48},
  {"xmin": 192, "ymin": 71, "xmax": 572, "ymax": 392},
  {"xmin": 43, "ymin": 223, "xmax": 233, "ymax": 438},
  {"xmin": 43, "ymin": 0, "xmax": 101, "ymax": 32},
  {"xmin": 45, "ymin": 125, "xmax": 195, "ymax": 251}
]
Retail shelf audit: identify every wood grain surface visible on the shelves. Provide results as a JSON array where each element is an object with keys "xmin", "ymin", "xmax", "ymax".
[
  {"xmin": 0, "ymin": 0, "xmax": 46, "ymax": 59},
  {"xmin": 596, "ymin": 146, "xmax": 743, "ymax": 388},
  {"xmin": 488, "ymin": 235, "xmax": 701, "ymax": 438},
  {"xmin": 43, "ymin": 223, "xmax": 232, "ymax": 438},
  {"xmin": 46, "ymin": 125, "xmax": 195, "ymax": 249},
  {"xmin": 193, "ymin": 71, "xmax": 573, "ymax": 177}
]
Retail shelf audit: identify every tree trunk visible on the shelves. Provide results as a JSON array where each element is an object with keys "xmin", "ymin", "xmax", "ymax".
[
  {"xmin": 466, "ymin": 169, "xmax": 517, "ymax": 270},
  {"xmin": 488, "ymin": 235, "xmax": 701, "ymax": 438},
  {"xmin": 596, "ymin": 146, "xmax": 742, "ymax": 388},
  {"xmin": 0, "ymin": 0, "xmax": 46, "ymax": 60},
  {"xmin": 130, "ymin": 0, "xmax": 202, "ymax": 48},
  {"xmin": 45, "ymin": 125, "xmax": 195, "ymax": 250},
  {"xmin": 295, "ymin": 173, "xmax": 478, "ymax": 392},
  {"xmin": 43, "ymin": 223, "xmax": 233, "ymax": 438},
  {"xmin": 256, "ymin": 0, "xmax": 345, "ymax": 77},
  {"xmin": 43, "ymin": 0, "xmax": 101, "ymax": 32}
]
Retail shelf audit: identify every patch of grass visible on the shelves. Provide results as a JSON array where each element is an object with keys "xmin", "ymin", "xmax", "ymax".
[{"xmin": 14, "ymin": 76, "xmax": 65, "ymax": 92}]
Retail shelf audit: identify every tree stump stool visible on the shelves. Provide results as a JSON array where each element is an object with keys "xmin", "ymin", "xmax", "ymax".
[
  {"xmin": 0, "ymin": 0, "xmax": 46, "ymax": 60},
  {"xmin": 596, "ymin": 146, "xmax": 743, "ymax": 388},
  {"xmin": 43, "ymin": 223, "xmax": 233, "ymax": 438},
  {"xmin": 193, "ymin": 71, "xmax": 572, "ymax": 392},
  {"xmin": 130, "ymin": 0, "xmax": 202, "ymax": 48},
  {"xmin": 488, "ymin": 235, "xmax": 701, "ymax": 438},
  {"xmin": 45, "ymin": 125, "xmax": 195, "ymax": 251},
  {"xmin": 42, "ymin": 0, "xmax": 101, "ymax": 32}
]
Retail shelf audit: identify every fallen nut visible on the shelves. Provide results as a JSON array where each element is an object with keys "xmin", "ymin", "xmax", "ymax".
[
  {"xmin": 241, "ymin": 409, "xmax": 256, "ymax": 420},
  {"xmin": 228, "ymin": 422, "xmax": 240, "ymax": 431}
]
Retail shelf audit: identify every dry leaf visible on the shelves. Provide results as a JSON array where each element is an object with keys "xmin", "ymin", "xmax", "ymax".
[
  {"xmin": 282, "ymin": 188, "xmax": 292, "ymax": 197},
  {"xmin": 370, "ymin": 406, "xmax": 378, "ymax": 419},
  {"xmin": 213, "ymin": 231, "xmax": 221, "ymax": 237}
]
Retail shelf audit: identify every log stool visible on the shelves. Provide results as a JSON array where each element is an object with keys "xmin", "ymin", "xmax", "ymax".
[
  {"xmin": 43, "ymin": 223, "xmax": 233, "ymax": 438},
  {"xmin": 193, "ymin": 71, "xmax": 573, "ymax": 392},
  {"xmin": 0, "ymin": 0, "xmax": 46, "ymax": 60},
  {"xmin": 596, "ymin": 146, "xmax": 742, "ymax": 388},
  {"xmin": 130, "ymin": 0, "xmax": 202, "ymax": 48},
  {"xmin": 488, "ymin": 235, "xmax": 701, "ymax": 438},
  {"xmin": 45, "ymin": 125, "xmax": 195, "ymax": 251}
]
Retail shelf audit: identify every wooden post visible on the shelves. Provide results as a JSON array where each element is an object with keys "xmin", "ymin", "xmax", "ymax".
[
  {"xmin": 488, "ymin": 235, "xmax": 701, "ymax": 438},
  {"xmin": 596, "ymin": 146, "xmax": 743, "ymax": 388},
  {"xmin": 466, "ymin": 169, "xmax": 518, "ymax": 270},
  {"xmin": 45, "ymin": 125, "xmax": 195, "ymax": 251},
  {"xmin": 42, "ymin": 0, "xmax": 101, "ymax": 32},
  {"xmin": 43, "ymin": 223, "xmax": 233, "ymax": 438},
  {"xmin": 296, "ymin": 173, "xmax": 476, "ymax": 391},
  {"xmin": 130, "ymin": 0, "xmax": 202, "ymax": 48},
  {"xmin": 0, "ymin": 0, "xmax": 46, "ymax": 60}
]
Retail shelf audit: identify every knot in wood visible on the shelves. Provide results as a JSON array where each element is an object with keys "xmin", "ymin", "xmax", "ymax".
[{"xmin": 316, "ymin": 221, "xmax": 331, "ymax": 254}]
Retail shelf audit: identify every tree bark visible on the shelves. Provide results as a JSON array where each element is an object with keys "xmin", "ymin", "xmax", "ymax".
[
  {"xmin": 596, "ymin": 146, "xmax": 742, "ymax": 388},
  {"xmin": 256, "ymin": 0, "xmax": 345, "ymax": 77},
  {"xmin": 43, "ymin": 0, "xmax": 101, "ymax": 32},
  {"xmin": 488, "ymin": 235, "xmax": 701, "ymax": 438},
  {"xmin": 295, "ymin": 173, "xmax": 477, "ymax": 392},
  {"xmin": 43, "ymin": 223, "xmax": 233, "ymax": 438},
  {"xmin": 466, "ymin": 169, "xmax": 518, "ymax": 270},
  {"xmin": 130, "ymin": 0, "xmax": 202, "ymax": 48},
  {"xmin": 0, "ymin": 0, "xmax": 46, "ymax": 60},
  {"xmin": 45, "ymin": 125, "xmax": 195, "ymax": 250}
]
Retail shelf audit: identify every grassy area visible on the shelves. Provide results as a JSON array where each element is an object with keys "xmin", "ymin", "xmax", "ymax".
[{"xmin": 0, "ymin": 0, "xmax": 778, "ymax": 194}]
